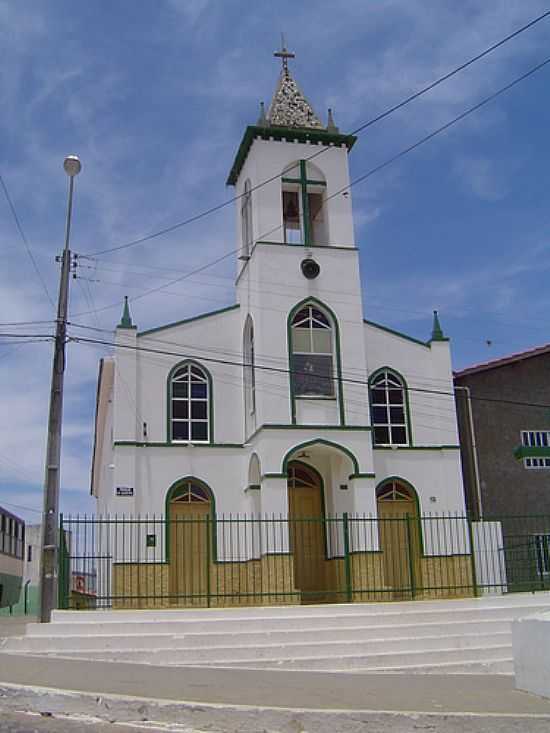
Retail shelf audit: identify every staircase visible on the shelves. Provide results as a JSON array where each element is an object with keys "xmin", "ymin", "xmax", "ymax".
[{"xmin": 3, "ymin": 593, "xmax": 550, "ymax": 674}]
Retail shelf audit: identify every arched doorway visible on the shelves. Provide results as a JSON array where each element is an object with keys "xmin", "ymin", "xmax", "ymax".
[
  {"xmin": 167, "ymin": 479, "xmax": 212, "ymax": 607},
  {"xmin": 376, "ymin": 479, "xmax": 422, "ymax": 600},
  {"xmin": 287, "ymin": 461, "xmax": 326, "ymax": 602}
]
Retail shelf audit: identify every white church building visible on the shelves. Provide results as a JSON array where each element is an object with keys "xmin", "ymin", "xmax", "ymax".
[{"xmin": 90, "ymin": 49, "xmax": 470, "ymax": 607}]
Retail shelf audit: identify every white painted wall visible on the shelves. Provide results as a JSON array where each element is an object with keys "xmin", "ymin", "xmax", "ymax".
[
  {"xmin": 513, "ymin": 611, "xmax": 550, "ymax": 699},
  {"xmin": 93, "ymin": 129, "xmax": 467, "ymax": 564}
]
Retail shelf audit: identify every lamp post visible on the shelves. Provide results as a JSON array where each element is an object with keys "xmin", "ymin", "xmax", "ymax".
[{"xmin": 39, "ymin": 155, "xmax": 81, "ymax": 623}]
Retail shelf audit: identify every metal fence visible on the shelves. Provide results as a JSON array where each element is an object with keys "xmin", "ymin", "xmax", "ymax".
[{"xmin": 58, "ymin": 513, "xmax": 550, "ymax": 610}]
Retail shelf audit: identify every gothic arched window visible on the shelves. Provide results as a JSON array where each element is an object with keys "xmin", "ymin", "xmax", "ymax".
[
  {"xmin": 369, "ymin": 370, "xmax": 409, "ymax": 446},
  {"xmin": 241, "ymin": 179, "xmax": 252, "ymax": 257},
  {"xmin": 290, "ymin": 304, "xmax": 335, "ymax": 397},
  {"xmin": 243, "ymin": 315, "xmax": 256, "ymax": 414},
  {"xmin": 170, "ymin": 363, "xmax": 210, "ymax": 443},
  {"xmin": 282, "ymin": 161, "xmax": 327, "ymax": 246}
]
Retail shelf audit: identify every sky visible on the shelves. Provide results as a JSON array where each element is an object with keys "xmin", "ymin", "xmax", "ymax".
[{"xmin": 1, "ymin": 0, "xmax": 550, "ymax": 522}]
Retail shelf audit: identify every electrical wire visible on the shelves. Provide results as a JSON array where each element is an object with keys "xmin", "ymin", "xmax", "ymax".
[
  {"xmin": 69, "ymin": 333, "xmax": 550, "ymax": 411},
  {"xmin": 73, "ymin": 53, "xmax": 550, "ymax": 324},
  {"xmin": 0, "ymin": 173, "xmax": 56, "ymax": 310},
  {"xmin": 84, "ymin": 9, "xmax": 550, "ymax": 257}
]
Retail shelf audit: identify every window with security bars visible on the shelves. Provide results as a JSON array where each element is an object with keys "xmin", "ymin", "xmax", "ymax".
[
  {"xmin": 291, "ymin": 305, "xmax": 335, "ymax": 397},
  {"xmin": 170, "ymin": 363, "xmax": 209, "ymax": 442},
  {"xmin": 535, "ymin": 534, "xmax": 550, "ymax": 574},
  {"xmin": 521, "ymin": 431, "xmax": 550, "ymax": 469},
  {"xmin": 370, "ymin": 370, "xmax": 409, "ymax": 446}
]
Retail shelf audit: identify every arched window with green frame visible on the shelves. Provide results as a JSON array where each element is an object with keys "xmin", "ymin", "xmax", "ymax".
[
  {"xmin": 168, "ymin": 361, "xmax": 212, "ymax": 443},
  {"xmin": 369, "ymin": 368, "xmax": 410, "ymax": 446}
]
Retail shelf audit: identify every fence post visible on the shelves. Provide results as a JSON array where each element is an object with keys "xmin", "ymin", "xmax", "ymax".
[
  {"xmin": 406, "ymin": 514, "xmax": 416, "ymax": 600},
  {"xmin": 57, "ymin": 514, "xmax": 66, "ymax": 610},
  {"xmin": 206, "ymin": 514, "xmax": 211, "ymax": 608},
  {"xmin": 467, "ymin": 515, "xmax": 479, "ymax": 597},
  {"xmin": 343, "ymin": 512, "xmax": 352, "ymax": 603}
]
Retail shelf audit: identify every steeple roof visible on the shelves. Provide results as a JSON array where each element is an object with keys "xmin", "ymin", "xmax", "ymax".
[
  {"xmin": 226, "ymin": 44, "xmax": 357, "ymax": 185},
  {"xmin": 267, "ymin": 67, "xmax": 324, "ymax": 130}
]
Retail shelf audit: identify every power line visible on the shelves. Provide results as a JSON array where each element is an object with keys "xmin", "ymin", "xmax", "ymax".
[
  {"xmin": 70, "ymin": 333, "xmax": 550, "ymax": 411},
  {"xmin": 255, "ymin": 55, "xmax": 550, "ymax": 243},
  {"xmin": 74, "ymin": 53, "xmax": 550, "ymax": 321},
  {"xmin": 84, "ymin": 10, "xmax": 550, "ymax": 257},
  {"xmin": 0, "ymin": 172, "xmax": 56, "ymax": 310},
  {"xmin": 70, "ymin": 248, "xmax": 239, "ymax": 319}
]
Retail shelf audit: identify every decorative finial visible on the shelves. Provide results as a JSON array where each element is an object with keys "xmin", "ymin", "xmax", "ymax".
[
  {"xmin": 257, "ymin": 101, "xmax": 268, "ymax": 126},
  {"xmin": 118, "ymin": 295, "xmax": 134, "ymax": 329},
  {"xmin": 431, "ymin": 310, "xmax": 447, "ymax": 341},
  {"xmin": 327, "ymin": 108, "xmax": 339, "ymax": 133},
  {"xmin": 274, "ymin": 34, "xmax": 295, "ymax": 76}
]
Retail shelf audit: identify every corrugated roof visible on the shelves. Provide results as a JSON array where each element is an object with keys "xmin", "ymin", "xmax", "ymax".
[{"xmin": 454, "ymin": 343, "xmax": 550, "ymax": 378}]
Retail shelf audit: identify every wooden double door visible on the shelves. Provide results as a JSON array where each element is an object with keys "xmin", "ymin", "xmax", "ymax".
[{"xmin": 287, "ymin": 461, "xmax": 327, "ymax": 602}]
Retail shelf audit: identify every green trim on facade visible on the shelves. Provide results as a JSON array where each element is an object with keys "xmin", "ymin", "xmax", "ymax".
[
  {"xmin": 287, "ymin": 296, "xmax": 346, "ymax": 426},
  {"xmin": 247, "ymin": 423, "xmax": 371, "ymax": 443},
  {"xmin": 256, "ymin": 240, "xmax": 358, "ymax": 252},
  {"xmin": 166, "ymin": 359, "xmax": 214, "ymax": 444},
  {"xmin": 349, "ymin": 472, "xmax": 376, "ymax": 480},
  {"xmin": 226, "ymin": 125, "xmax": 357, "ymax": 186},
  {"xmin": 114, "ymin": 441, "xmax": 244, "ymax": 448},
  {"xmin": 262, "ymin": 472, "xmax": 288, "ymax": 480},
  {"xmin": 139, "ymin": 304, "xmax": 240, "ymax": 337},
  {"xmin": 363, "ymin": 318, "xmax": 431, "ymax": 348},
  {"xmin": 281, "ymin": 437, "xmax": 360, "ymax": 476},
  {"xmin": 373, "ymin": 445, "xmax": 461, "ymax": 451},
  {"xmin": 368, "ymin": 365, "xmax": 414, "ymax": 447},
  {"xmin": 164, "ymin": 476, "xmax": 217, "ymax": 562},
  {"xmin": 514, "ymin": 445, "xmax": 550, "ymax": 460}
]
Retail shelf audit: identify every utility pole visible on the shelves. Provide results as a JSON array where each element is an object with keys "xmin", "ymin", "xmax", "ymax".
[{"xmin": 39, "ymin": 155, "xmax": 81, "ymax": 623}]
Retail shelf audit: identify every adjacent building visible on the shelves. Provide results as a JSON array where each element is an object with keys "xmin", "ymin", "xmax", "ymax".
[{"xmin": 455, "ymin": 344, "xmax": 550, "ymax": 590}]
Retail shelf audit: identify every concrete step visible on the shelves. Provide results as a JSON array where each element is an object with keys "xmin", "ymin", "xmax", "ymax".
[
  {"xmin": 3, "ymin": 618, "xmax": 513, "ymax": 653},
  {"xmin": 190, "ymin": 644, "xmax": 511, "ymax": 672},
  {"xmin": 4, "ymin": 621, "xmax": 513, "ymax": 655},
  {"xmin": 25, "ymin": 601, "xmax": 550, "ymax": 638},
  {"xmin": 21, "ymin": 631, "xmax": 512, "ymax": 664},
  {"xmin": 48, "ymin": 592, "xmax": 550, "ymax": 624},
  {"xmin": 364, "ymin": 659, "xmax": 514, "ymax": 674}
]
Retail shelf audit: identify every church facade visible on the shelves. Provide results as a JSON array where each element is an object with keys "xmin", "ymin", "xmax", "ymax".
[{"xmin": 90, "ymin": 52, "xmax": 469, "ymax": 606}]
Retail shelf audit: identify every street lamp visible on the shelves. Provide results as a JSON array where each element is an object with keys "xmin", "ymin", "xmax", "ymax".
[{"xmin": 39, "ymin": 155, "xmax": 81, "ymax": 623}]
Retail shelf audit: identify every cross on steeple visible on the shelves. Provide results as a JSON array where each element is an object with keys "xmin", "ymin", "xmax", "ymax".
[{"xmin": 274, "ymin": 34, "xmax": 295, "ymax": 76}]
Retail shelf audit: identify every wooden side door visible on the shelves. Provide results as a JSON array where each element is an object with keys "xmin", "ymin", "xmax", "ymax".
[
  {"xmin": 377, "ymin": 483, "xmax": 421, "ymax": 600},
  {"xmin": 169, "ymin": 500, "xmax": 210, "ymax": 607}
]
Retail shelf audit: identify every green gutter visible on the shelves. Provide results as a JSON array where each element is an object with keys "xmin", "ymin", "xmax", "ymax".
[
  {"xmin": 227, "ymin": 125, "xmax": 357, "ymax": 186},
  {"xmin": 139, "ymin": 304, "xmax": 239, "ymax": 337},
  {"xmin": 363, "ymin": 319, "xmax": 430, "ymax": 349}
]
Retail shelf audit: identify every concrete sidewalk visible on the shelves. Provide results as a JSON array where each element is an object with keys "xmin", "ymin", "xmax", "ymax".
[{"xmin": 1, "ymin": 651, "xmax": 550, "ymax": 716}]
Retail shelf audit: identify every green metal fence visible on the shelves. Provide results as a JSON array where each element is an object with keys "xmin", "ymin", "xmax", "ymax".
[{"xmin": 58, "ymin": 513, "xmax": 550, "ymax": 610}]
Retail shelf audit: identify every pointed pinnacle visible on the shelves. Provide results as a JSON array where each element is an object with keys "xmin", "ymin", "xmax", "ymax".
[
  {"xmin": 431, "ymin": 310, "xmax": 447, "ymax": 341},
  {"xmin": 327, "ymin": 107, "xmax": 339, "ymax": 133},
  {"xmin": 118, "ymin": 295, "xmax": 134, "ymax": 329},
  {"xmin": 257, "ymin": 101, "xmax": 268, "ymax": 127}
]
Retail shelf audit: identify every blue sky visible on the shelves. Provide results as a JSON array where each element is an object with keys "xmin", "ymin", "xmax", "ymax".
[{"xmin": 2, "ymin": 0, "xmax": 550, "ymax": 521}]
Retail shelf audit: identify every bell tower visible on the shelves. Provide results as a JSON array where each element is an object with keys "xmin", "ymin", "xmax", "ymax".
[{"xmin": 228, "ymin": 46, "xmax": 368, "ymax": 433}]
